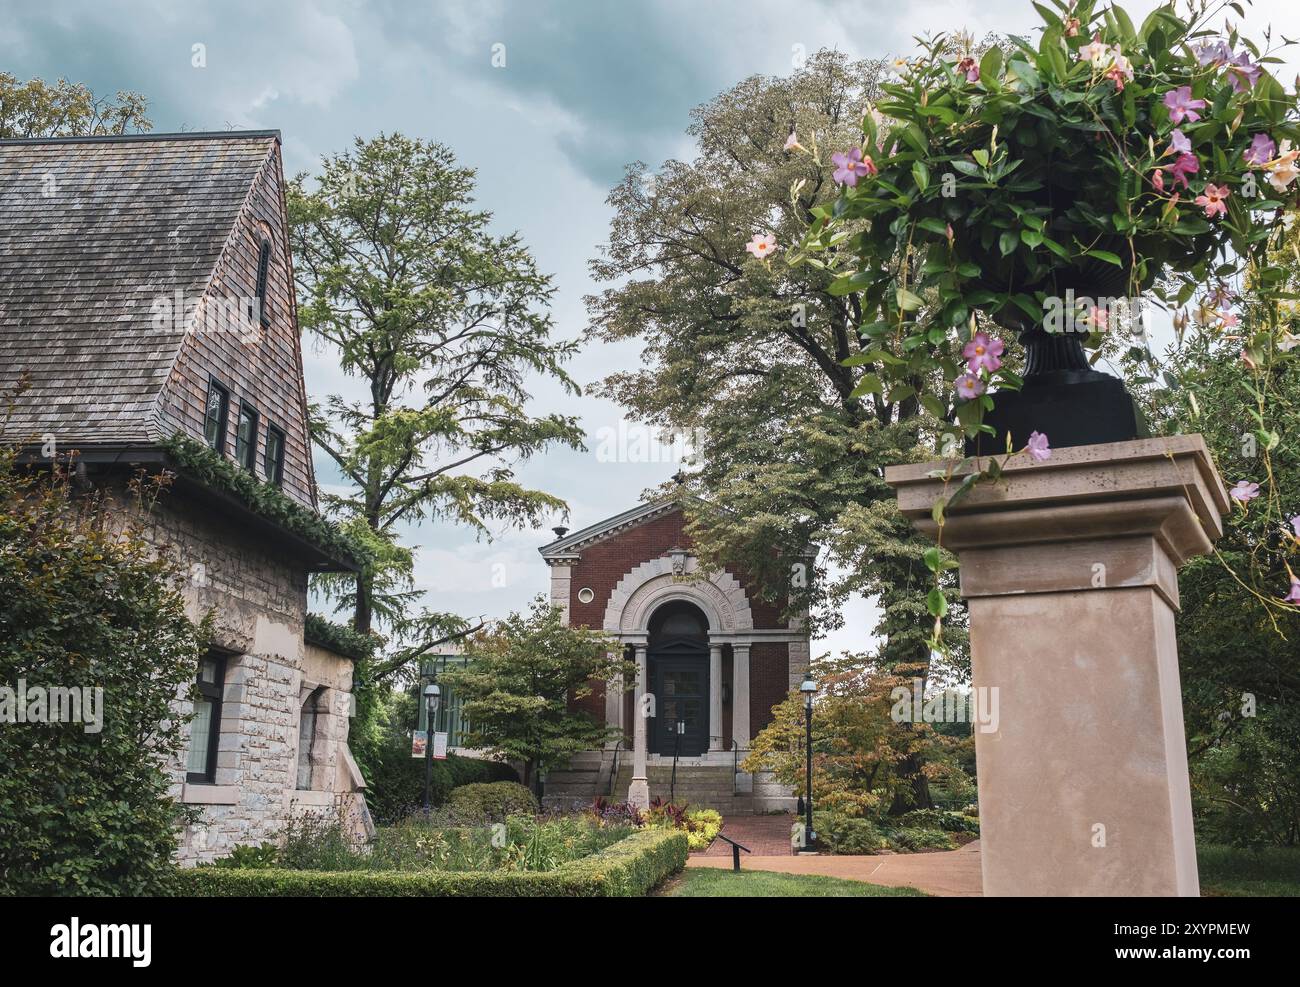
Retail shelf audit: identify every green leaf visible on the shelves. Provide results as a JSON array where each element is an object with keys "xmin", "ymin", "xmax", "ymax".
[
  {"xmin": 979, "ymin": 47, "xmax": 1003, "ymax": 88},
  {"xmin": 1085, "ymin": 249, "xmax": 1124, "ymax": 267},
  {"xmin": 896, "ymin": 288, "xmax": 924, "ymax": 311},
  {"xmin": 926, "ymin": 586, "xmax": 948, "ymax": 618},
  {"xmin": 912, "ymin": 161, "xmax": 930, "ymax": 194},
  {"xmin": 999, "ymin": 231, "xmax": 1019, "ymax": 256},
  {"xmin": 848, "ymin": 373, "xmax": 883, "ymax": 398},
  {"xmin": 923, "ymin": 547, "xmax": 942, "ymax": 572}
]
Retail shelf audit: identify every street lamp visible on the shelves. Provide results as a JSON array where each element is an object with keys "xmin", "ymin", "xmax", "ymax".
[
  {"xmin": 422, "ymin": 681, "xmax": 441, "ymax": 813},
  {"xmin": 799, "ymin": 673, "xmax": 817, "ymax": 851}
]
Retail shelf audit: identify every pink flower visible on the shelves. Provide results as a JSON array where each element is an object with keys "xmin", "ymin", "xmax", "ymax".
[
  {"xmin": 1026, "ymin": 431, "xmax": 1051, "ymax": 462},
  {"xmin": 1152, "ymin": 168, "xmax": 1165, "ymax": 192},
  {"xmin": 1085, "ymin": 305, "xmax": 1110, "ymax": 331},
  {"xmin": 1243, "ymin": 133, "xmax": 1276, "ymax": 168},
  {"xmin": 1162, "ymin": 152, "xmax": 1199, "ymax": 189},
  {"xmin": 1065, "ymin": 17, "xmax": 1081, "ymax": 37},
  {"xmin": 1291, "ymin": 514, "xmax": 1300, "ymax": 538},
  {"xmin": 1285, "ymin": 578, "xmax": 1300, "ymax": 605},
  {"xmin": 1218, "ymin": 309, "xmax": 1239, "ymax": 329},
  {"xmin": 962, "ymin": 332, "xmax": 1004, "ymax": 373},
  {"xmin": 1105, "ymin": 55, "xmax": 1134, "ymax": 91},
  {"xmin": 1078, "ymin": 37, "xmax": 1109, "ymax": 67},
  {"xmin": 1195, "ymin": 183, "xmax": 1230, "ymax": 219},
  {"xmin": 1195, "ymin": 40, "xmax": 1231, "ymax": 67},
  {"xmin": 956, "ymin": 57, "xmax": 979, "ymax": 83},
  {"xmin": 783, "ymin": 132, "xmax": 801, "ymax": 152},
  {"xmin": 1163, "ymin": 86, "xmax": 1206, "ymax": 126},
  {"xmin": 1229, "ymin": 480, "xmax": 1260, "ymax": 502},
  {"xmin": 831, "ymin": 147, "xmax": 877, "ymax": 186},
  {"xmin": 1168, "ymin": 129, "xmax": 1191, "ymax": 156},
  {"xmin": 955, "ymin": 373, "xmax": 985, "ymax": 400},
  {"xmin": 1227, "ymin": 51, "xmax": 1262, "ymax": 92},
  {"xmin": 745, "ymin": 232, "xmax": 778, "ymax": 259}
]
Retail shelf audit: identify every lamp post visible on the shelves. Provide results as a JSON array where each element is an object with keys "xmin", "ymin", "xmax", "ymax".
[
  {"xmin": 421, "ymin": 681, "xmax": 441, "ymax": 814},
  {"xmin": 800, "ymin": 673, "xmax": 817, "ymax": 851}
]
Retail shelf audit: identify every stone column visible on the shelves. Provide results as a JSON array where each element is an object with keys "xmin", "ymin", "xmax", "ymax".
[
  {"xmin": 604, "ymin": 651, "xmax": 622, "ymax": 749},
  {"xmin": 628, "ymin": 644, "xmax": 650, "ymax": 808},
  {"xmin": 732, "ymin": 644, "xmax": 751, "ymax": 749},
  {"xmin": 886, "ymin": 436, "xmax": 1228, "ymax": 897},
  {"xmin": 708, "ymin": 643, "xmax": 723, "ymax": 752}
]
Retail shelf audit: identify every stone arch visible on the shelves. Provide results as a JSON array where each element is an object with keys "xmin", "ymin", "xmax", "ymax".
[{"xmin": 603, "ymin": 555, "xmax": 754, "ymax": 634}]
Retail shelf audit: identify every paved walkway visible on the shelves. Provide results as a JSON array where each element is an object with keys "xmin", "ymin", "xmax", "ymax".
[
  {"xmin": 691, "ymin": 836, "xmax": 984, "ymax": 897},
  {"xmin": 698, "ymin": 814, "xmax": 797, "ymax": 857}
]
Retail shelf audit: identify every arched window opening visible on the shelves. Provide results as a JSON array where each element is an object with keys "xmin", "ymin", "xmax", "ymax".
[{"xmin": 296, "ymin": 687, "xmax": 327, "ymax": 791}]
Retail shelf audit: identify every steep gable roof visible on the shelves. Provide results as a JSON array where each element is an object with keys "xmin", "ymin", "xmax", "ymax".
[
  {"xmin": 0, "ymin": 131, "xmax": 280, "ymax": 444},
  {"xmin": 538, "ymin": 498, "xmax": 685, "ymax": 559}
]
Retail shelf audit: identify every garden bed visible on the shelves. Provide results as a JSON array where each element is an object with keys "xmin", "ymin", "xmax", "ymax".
[{"xmin": 173, "ymin": 828, "xmax": 688, "ymax": 898}]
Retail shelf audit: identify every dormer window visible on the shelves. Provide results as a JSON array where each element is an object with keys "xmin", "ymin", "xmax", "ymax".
[
  {"xmin": 235, "ymin": 402, "xmax": 259, "ymax": 471},
  {"xmin": 253, "ymin": 237, "xmax": 272, "ymax": 329},
  {"xmin": 264, "ymin": 424, "xmax": 286, "ymax": 487},
  {"xmin": 203, "ymin": 379, "xmax": 229, "ymax": 453}
]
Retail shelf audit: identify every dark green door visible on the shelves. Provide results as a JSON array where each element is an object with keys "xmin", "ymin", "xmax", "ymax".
[{"xmin": 650, "ymin": 639, "xmax": 709, "ymax": 756}]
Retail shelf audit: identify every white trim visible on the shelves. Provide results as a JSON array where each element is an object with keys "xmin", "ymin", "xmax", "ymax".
[{"xmin": 604, "ymin": 555, "xmax": 753, "ymax": 634}]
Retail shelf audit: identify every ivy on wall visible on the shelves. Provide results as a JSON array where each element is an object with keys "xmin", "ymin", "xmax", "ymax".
[
  {"xmin": 304, "ymin": 612, "xmax": 375, "ymax": 661},
  {"xmin": 162, "ymin": 433, "xmax": 368, "ymax": 571}
]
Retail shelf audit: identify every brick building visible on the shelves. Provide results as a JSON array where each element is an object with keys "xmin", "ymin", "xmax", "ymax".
[
  {"xmin": 0, "ymin": 131, "xmax": 369, "ymax": 863},
  {"xmin": 539, "ymin": 499, "xmax": 811, "ymax": 813}
]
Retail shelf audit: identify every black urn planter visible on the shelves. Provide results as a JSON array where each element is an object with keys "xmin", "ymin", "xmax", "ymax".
[{"xmin": 965, "ymin": 269, "xmax": 1150, "ymax": 456}]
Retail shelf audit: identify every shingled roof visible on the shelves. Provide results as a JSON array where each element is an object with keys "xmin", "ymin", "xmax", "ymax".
[{"xmin": 0, "ymin": 131, "xmax": 280, "ymax": 444}]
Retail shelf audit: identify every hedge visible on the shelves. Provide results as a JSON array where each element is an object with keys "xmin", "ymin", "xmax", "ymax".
[
  {"xmin": 364, "ymin": 750, "xmax": 519, "ymax": 825},
  {"xmin": 171, "ymin": 829, "xmax": 688, "ymax": 898},
  {"xmin": 304, "ymin": 613, "xmax": 376, "ymax": 662}
]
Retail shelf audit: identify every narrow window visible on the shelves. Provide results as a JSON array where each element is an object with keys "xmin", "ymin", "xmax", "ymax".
[
  {"xmin": 186, "ymin": 655, "xmax": 226, "ymax": 784},
  {"xmin": 203, "ymin": 380, "xmax": 229, "ymax": 453},
  {"xmin": 264, "ymin": 424, "xmax": 286, "ymax": 486},
  {"xmin": 235, "ymin": 403, "xmax": 259, "ymax": 470},
  {"xmin": 297, "ymin": 688, "xmax": 326, "ymax": 790},
  {"xmin": 253, "ymin": 238, "xmax": 272, "ymax": 328}
]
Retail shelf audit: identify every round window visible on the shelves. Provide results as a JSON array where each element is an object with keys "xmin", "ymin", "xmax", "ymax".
[{"xmin": 577, "ymin": 587, "xmax": 595, "ymax": 604}]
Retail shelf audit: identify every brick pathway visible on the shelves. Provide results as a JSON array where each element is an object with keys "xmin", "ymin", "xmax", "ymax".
[
  {"xmin": 691, "ymin": 837, "xmax": 984, "ymax": 897},
  {"xmin": 699, "ymin": 813, "xmax": 798, "ymax": 856}
]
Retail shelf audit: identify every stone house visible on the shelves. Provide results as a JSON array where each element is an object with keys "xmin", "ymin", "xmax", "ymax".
[
  {"xmin": 539, "ymin": 498, "xmax": 811, "ymax": 813},
  {"xmin": 0, "ymin": 130, "xmax": 369, "ymax": 864}
]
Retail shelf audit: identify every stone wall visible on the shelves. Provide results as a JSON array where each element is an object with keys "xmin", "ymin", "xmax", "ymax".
[{"xmin": 129, "ymin": 484, "xmax": 367, "ymax": 864}]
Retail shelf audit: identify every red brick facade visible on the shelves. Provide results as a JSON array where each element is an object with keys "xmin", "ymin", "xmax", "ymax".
[{"xmin": 554, "ymin": 504, "xmax": 796, "ymax": 736}]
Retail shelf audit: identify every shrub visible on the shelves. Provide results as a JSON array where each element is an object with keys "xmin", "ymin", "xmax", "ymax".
[
  {"xmin": 209, "ymin": 843, "xmax": 280, "ymax": 870},
  {"xmin": 815, "ymin": 813, "xmax": 889, "ymax": 854},
  {"xmin": 895, "ymin": 808, "xmax": 979, "ymax": 835},
  {"xmin": 175, "ymin": 829, "xmax": 688, "ymax": 897},
  {"xmin": 445, "ymin": 781, "xmax": 538, "ymax": 823},
  {"xmin": 0, "ymin": 451, "xmax": 208, "ymax": 895},
  {"xmin": 887, "ymin": 827, "xmax": 956, "ymax": 852}
]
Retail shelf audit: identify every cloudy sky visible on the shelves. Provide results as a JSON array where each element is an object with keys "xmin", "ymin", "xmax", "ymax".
[{"xmin": 4, "ymin": 0, "xmax": 1297, "ymax": 656}]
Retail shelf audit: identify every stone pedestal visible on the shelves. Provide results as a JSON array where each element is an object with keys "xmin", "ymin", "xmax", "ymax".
[{"xmin": 886, "ymin": 437, "xmax": 1229, "ymax": 897}]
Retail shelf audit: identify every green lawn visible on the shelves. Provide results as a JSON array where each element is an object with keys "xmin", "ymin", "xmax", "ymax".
[
  {"xmin": 1198, "ymin": 845, "xmax": 1300, "ymax": 897},
  {"xmin": 659, "ymin": 868, "xmax": 928, "ymax": 897}
]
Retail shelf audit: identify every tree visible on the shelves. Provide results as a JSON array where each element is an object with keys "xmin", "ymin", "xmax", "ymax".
[
  {"xmin": 0, "ymin": 441, "xmax": 207, "ymax": 894},
  {"xmin": 444, "ymin": 598, "xmax": 635, "ymax": 793},
  {"xmin": 288, "ymin": 134, "xmax": 585, "ymax": 659},
  {"xmin": 743, "ymin": 653, "xmax": 973, "ymax": 820},
  {"xmin": 0, "ymin": 73, "xmax": 150, "ymax": 138},
  {"xmin": 585, "ymin": 51, "xmax": 964, "ymax": 675}
]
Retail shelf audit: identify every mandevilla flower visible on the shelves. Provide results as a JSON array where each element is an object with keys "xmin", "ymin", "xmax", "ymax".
[
  {"xmin": 962, "ymin": 331, "xmax": 1004, "ymax": 373},
  {"xmin": 1195, "ymin": 40, "xmax": 1231, "ymax": 67},
  {"xmin": 1285, "ymin": 578, "xmax": 1300, "ymax": 605},
  {"xmin": 1243, "ymin": 133, "xmax": 1276, "ymax": 168},
  {"xmin": 956, "ymin": 56, "xmax": 979, "ymax": 83},
  {"xmin": 1227, "ymin": 51, "xmax": 1262, "ymax": 92},
  {"xmin": 955, "ymin": 373, "xmax": 985, "ymax": 400},
  {"xmin": 744, "ymin": 232, "xmax": 777, "ymax": 259},
  {"xmin": 1167, "ymin": 129, "xmax": 1192, "ymax": 156},
  {"xmin": 1106, "ymin": 53, "xmax": 1134, "ymax": 91},
  {"xmin": 1163, "ymin": 86, "xmax": 1206, "ymax": 125},
  {"xmin": 1078, "ymin": 36, "xmax": 1108, "ymax": 67},
  {"xmin": 832, "ymin": 146, "xmax": 877, "ymax": 186},
  {"xmin": 1065, "ymin": 16, "xmax": 1081, "ymax": 37},
  {"xmin": 1229, "ymin": 480, "xmax": 1260, "ymax": 502},
  {"xmin": 1289, "ymin": 514, "xmax": 1300, "ymax": 538},
  {"xmin": 1195, "ymin": 183, "xmax": 1230, "ymax": 219},
  {"xmin": 783, "ymin": 132, "xmax": 802, "ymax": 152},
  {"xmin": 1163, "ymin": 152, "xmax": 1199, "ymax": 189},
  {"xmin": 1026, "ymin": 431, "xmax": 1051, "ymax": 462},
  {"xmin": 1268, "ymin": 140, "xmax": 1300, "ymax": 193}
]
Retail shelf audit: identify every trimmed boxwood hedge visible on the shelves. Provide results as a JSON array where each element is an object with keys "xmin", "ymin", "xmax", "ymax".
[{"xmin": 172, "ymin": 829, "xmax": 688, "ymax": 897}]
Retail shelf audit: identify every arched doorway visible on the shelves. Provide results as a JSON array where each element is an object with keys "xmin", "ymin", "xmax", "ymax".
[{"xmin": 647, "ymin": 600, "xmax": 709, "ymax": 756}]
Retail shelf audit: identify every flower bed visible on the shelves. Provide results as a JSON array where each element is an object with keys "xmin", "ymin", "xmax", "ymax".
[{"xmin": 171, "ymin": 828, "xmax": 688, "ymax": 897}]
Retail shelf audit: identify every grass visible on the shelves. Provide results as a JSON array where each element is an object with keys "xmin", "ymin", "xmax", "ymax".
[
  {"xmin": 659, "ymin": 868, "xmax": 928, "ymax": 897},
  {"xmin": 1198, "ymin": 844, "xmax": 1300, "ymax": 897}
]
